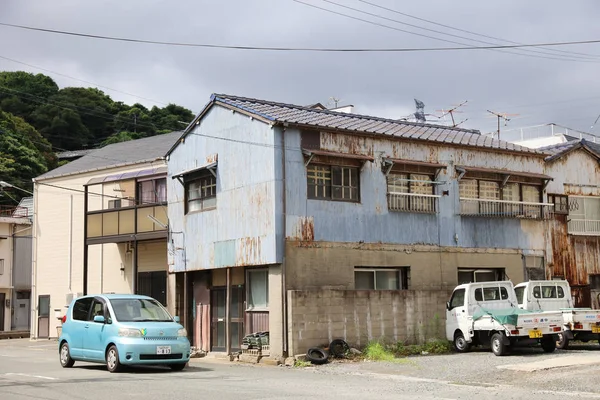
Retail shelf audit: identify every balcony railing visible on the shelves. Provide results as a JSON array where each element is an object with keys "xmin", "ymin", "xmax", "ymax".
[
  {"xmin": 0, "ymin": 205, "xmax": 28, "ymax": 218},
  {"xmin": 568, "ymin": 219, "xmax": 600, "ymax": 236},
  {"xmin": 387, "ymin": 192, "xmax": 440, "ymax": 214},
  {"xmin": 460, "ymin": 198, "xmax": 553, "ymax": 220}
]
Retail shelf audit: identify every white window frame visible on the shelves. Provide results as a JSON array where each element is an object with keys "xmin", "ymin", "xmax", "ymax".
[{"xmin": 354, "ymin": 267, "xmax": 410, "ymax": 290}]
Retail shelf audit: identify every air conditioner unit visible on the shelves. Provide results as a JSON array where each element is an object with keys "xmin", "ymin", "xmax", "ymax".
[{"xmin": 108, "ymin": 199, "xmax": 122, "ymax": 209}]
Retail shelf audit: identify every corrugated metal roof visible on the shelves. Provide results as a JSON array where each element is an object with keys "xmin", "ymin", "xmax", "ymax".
[
  {"xmin": 16, "ymin": 196, "xmax": 34, "ymax": 218},
  {"xmin": 36, "ymin": 131, "xmax": 182, "ymax": 181},
  {"xmin": 209, "ymin": 94, "xmax": 542, "ymax": 155}
]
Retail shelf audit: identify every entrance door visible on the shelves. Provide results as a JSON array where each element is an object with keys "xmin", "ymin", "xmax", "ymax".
[
  {"xmin": 37, "ymin": 295, "xmax": 50, "ymax": 338},
  {"xmin": 0, "ymin": 293, "xmax": 5, "ymax": 331},
  {"xmin": 211, "ymin": 287, "xmax": 244, "ymax": 352},
  {"xmin": 13, "ymin": 291, "xmax": 31, "ymax": 331}
]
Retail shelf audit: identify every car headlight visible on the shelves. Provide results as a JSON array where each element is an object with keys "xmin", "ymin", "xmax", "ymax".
[
  {"xmin": 177, "ymin": 328, "xmax": 187, "ymax": 337},
  {"xmin": 118, "ymin": 328, "xmax": 142, "ymax": 337}
]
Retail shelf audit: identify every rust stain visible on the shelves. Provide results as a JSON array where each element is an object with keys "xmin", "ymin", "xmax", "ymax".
[
  {"xmin": 289, "ymin": 216, "xmax": 314, "ymax": 242},
  {"xmin": 236, "ymin": 236, "xmax": 263, "ymax": 266},
  {"xmin": 206, "ymin": 153, "xmax": 218, "ymax": 164}
]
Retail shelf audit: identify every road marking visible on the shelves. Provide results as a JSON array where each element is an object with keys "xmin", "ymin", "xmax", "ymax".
[{"xmin": 4, "ymin": 373, "xmax": 57, "ymax": 380}]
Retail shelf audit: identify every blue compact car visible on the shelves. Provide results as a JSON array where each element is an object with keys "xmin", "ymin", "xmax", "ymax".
[{"xmin": 58, "ymin": 294, "xmax": 190, "ymax": 372}]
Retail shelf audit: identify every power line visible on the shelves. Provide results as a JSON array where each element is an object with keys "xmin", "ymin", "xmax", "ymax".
[
  {"xmin": 356, "ymin": 0, "xmax": 600, "ymax": 59},
  {"xmin": 2, "ymin": 21, "xmax": 600, "ymax": 54},
  {"xmin": 314, "ymin": 0, "xmax": 599, "ymax": 62},
  {"xmin": 0, "ymin": 55, "xmax": 170, "ymax": 106}
]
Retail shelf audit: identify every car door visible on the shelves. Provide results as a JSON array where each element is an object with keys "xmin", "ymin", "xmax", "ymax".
[
  {"xmin": 69, "ymin": 297, "xmax": 94, "ymax": 358},
  {"xmin": 83, "ymin": 297, "xmax": 110, "ymax": 361},
  {"xmin": 446, "ymin": 288, "xmax": 467, "ymax": 339}
]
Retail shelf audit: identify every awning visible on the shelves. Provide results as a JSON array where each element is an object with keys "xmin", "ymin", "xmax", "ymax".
[
  {"xmin": 455, "ymin": 165, "xmax": 552, "ymax": 180},
  {"xmin": 172, "ymin": 161, "xmax": 217, "ymax": 184},
  {"xmin": 302, "ymin": 148, "xmax": 374, "ymax": 166},
  {"xmin": 382, "ymin": 158, "xmax": 446, "ymax": 169},
  {"xmin": 86, "ymin": 166, "xmax": 168, "ymax": 185}
]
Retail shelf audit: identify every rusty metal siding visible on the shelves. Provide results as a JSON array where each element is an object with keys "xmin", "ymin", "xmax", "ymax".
[
  {"xmin": 545, "ymin": 149, "xmax": 600, "ymax": 307},
  {"xmin": 167, "ymin": 106, "xmax": 281, "ymax": 272},
  {"xmin": 284, "ymin": 127, "xmax": 546, "ymax": 251},
  {"xmin": 245, "ymin": 311, "xmax": 269, "ymax": 334}
]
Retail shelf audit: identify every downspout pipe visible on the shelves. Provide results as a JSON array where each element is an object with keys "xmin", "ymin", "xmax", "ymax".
[{"xmin": 280, "ymin": 125, "xmax": 288, "ymax": 356}]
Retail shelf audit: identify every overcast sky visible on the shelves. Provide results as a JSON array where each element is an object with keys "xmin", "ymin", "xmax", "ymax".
[{"xmin": 1, "ymin": 0, "xmax": 600, "ymax": 141}]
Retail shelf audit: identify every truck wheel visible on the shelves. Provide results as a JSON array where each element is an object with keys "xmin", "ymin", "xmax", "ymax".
[
  {"xmin": 556, "ymin": 333, "xmax": 569, "ymax": 349},
  {"xmin": 491, "ymin": 333, "xmax": 507, "ymax": 356},
  {"xmin": 541, "ymin": 336, "xmax": 556, "ymax": 353},
  {"xmin": 453, "ymin": 332, "xmax": 471, "ymax": 353}
]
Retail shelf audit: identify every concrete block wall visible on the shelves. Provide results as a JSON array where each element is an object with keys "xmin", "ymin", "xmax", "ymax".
[{"xmin": 287, "ymin": 289, "xmax": 452, "ymax": 355}]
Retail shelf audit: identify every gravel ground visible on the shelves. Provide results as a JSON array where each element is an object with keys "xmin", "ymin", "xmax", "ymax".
[{"xmin": 311, "ymin": 343, "xmax": 600, "ymax": 394}]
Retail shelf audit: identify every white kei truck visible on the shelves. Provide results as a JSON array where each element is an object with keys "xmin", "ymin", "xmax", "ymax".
[
  {"xmin": 514, "ymin": 280, "xmax": 600, "ymax": 349},
  {"xmin": 445, "ymin": 281, "xmax": 564, "ymax": 356}
]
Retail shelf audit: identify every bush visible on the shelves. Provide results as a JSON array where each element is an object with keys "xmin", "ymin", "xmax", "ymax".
[{"xmin": 364, "ymin": 341, "xmax": 396, "ymax": 362}]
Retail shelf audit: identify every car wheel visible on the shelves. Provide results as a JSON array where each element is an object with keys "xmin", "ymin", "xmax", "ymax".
[
  {"xmin": 556, "ymin": 333, "xmax": 569, "ymax": 349},
  {"xmin": 453, "ymin": 331, "xmax": 471, "ymax": 353},
  {"xmin": 491, "ymin": 333, "xmax": 507, "ymax": 356},
  {"xmin": 541, "ymin": 336, "xmax": 556, "ymax": 353},
  {"xmin": 106, "ymin": 345, "xmax": 123, "ymax": 373},
  {"xmin": 169, "ymin": 363, "xmax": 187, "ymax": 371},
  {"xmin": 59, "ymin": 342, "xmax": 75, "ymax": 368}
]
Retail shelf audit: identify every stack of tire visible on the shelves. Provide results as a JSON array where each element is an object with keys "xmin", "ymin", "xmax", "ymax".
[{"xmin": 306, "ymin": 339, "xmax": 350, "ymax": 365}]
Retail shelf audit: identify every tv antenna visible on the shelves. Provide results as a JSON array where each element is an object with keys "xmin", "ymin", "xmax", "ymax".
[
  {"xmin": 487, "ymin": 110, "xmax": 519, "ymax": 140},
  {"xmin": 328, "ymin": 97, "xmax": 341, "ymax": 108},
  {"xmin": 437, "ymin": 100, "xmax": 468, "ymax": 127}
]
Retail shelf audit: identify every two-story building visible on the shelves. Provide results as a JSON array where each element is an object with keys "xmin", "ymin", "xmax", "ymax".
[
  {"xmin": 31, "ymin": 132, "xmax": 179, "ymax": 339},
  {"xmin": 0, "ymin": 201, "xmax": 32, "ymax": 332},
  {"xmin": 541, "ymin": 139, "xmax": 600, "ymax": 308},
  {"xmin": 166, "ymin": 94, "xmax": 554, "ymax": 360}
]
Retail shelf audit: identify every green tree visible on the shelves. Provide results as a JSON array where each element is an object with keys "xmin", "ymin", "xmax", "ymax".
[
  {"xmin": 150, "ymin": 103, "xmax": 194, "ymax": 133},
  {"xmin": 113, "ymin": 104, "xmax": 156, "ymax": 137},
  {"xmin": 30, "ymin": 104, "xmax": 91, "ymax": 150},
  {"xmin": 0, "ymin": 71, "xmax": 59, "ymax": 122},
  {"xmin": 101, "ymin": 131, "xmax": 141, "ymax": 146},
  {"xmin": 0, "ymin": 111, "xmax": 51, "ymax": 205}
]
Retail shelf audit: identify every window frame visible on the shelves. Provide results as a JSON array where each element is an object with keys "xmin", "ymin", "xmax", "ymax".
[
  {"xmin": 354, "ymin": 267, "xmax": 410, "ymax": 290},
  {"xmin": 246, "ymin": 268, "xmax": 269, "ymax": 311},
  {"xmin": 137, "ymin": 177, "xmax": 167, "ymax": 205},
  {"xmin": 72, "ymin": 297, "xmax": 94, "ymax": 322},
  {"xmin": 184, "ymin": 169, "xmax": 217, "ymax": 214},
  {"xmin": 459, "ymin": 178, "xmax": 542, "ymax": 203},
  {"xmin": 307, "ymin": 162, "xmax": 360, "ymax": 203},
  {"xmin": 448, "ymin": 288, "xmax": 466, "ymax": 310},
  {"xmin": 548, "ymin": 194, "xmax": 569, "ymax": 215}
]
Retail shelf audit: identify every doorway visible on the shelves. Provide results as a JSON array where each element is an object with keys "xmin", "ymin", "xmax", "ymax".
[
  {"xmin": 13, "ymin": 291, "xmax": 30, "ymax": 331},
  {"xmin": 0, "ymin": 293, "xmax": 4, "ymax": 331},
  {"xmin": 37, "ymin": 295, "xmax": 50, "ymax": 338},
  {"xmin": 211, "ymin": 286, "xmax": 244, "ymax": 352}
]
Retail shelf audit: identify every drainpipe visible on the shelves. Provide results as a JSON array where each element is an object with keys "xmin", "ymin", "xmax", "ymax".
[
  {"xmin": 83, "ymin": 186, "xmax": 89, "ymax": 295},
  {"xmin": 68, "ymin": 195, "xmax": 73, "ymax": 292},
  {"xmin": 31, "ymin": 180, "xmax": 38, "ymax": 338},
  {"xmin": 280, "ymin": 125, "xmax": 288, "ymax": 356}
]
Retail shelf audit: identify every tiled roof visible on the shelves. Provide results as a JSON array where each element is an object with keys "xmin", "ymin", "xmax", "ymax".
[
  {"xmin": 208, "ymin": 94, "xmax": 542, "ymax": 155},
  {"xmin": 56, "ymin": 149, "xmax": 95, "ymax": 159},
  {"xmin": 16, "ymin": 196, "xmax": 33, "ymax": 218},
  {"xmin": 540, "ymin": 138, "xmax": 600, "ymax": 160},
  {"xmin": 36, "ymin": 131, "xmax": 182, "ymax": 181}
]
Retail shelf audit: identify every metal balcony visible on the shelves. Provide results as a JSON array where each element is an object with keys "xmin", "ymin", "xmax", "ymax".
[
  {"xmin": 460, "ymin": 198, "xmax": 553, "ymax": 220},
  {"xmin": 387, "ymin": 192, "xmax": 439, "ymax": 214}
]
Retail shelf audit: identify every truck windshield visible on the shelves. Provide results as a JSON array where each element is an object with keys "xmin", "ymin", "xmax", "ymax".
[
  {"xmin": 110, "ymin": 298, "xmax": 173, "ymax": 322},
  {"xmin": 514, "ymin": 287, "xmax": 524, "ymax": 305}
]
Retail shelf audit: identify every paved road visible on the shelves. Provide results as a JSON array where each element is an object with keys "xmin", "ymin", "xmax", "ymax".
[{"xmin": 1, "ymin": 339, "xmax": 600, "ymax": 400}]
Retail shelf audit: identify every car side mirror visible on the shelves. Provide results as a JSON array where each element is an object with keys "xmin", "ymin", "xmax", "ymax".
[
  {"xmin": 173, "ymin": 316, "xmax": 180, "ymax": 323},
  {"xmin": 93, "ymin": 315, "xmax": 105, "ymax": 324}
]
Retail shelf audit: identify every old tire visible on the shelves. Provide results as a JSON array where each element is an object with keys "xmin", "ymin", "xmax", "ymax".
[
  {"xmin": 106, "ymin": 345, "xmax": 123, "ymax": 373},
  {"xmin": 556, "ymin": 333, "xmax": 569, "ymax": 349},
  {"xmin": 542, "ymin": 336, "xmax": 556, "ymax": 353},
  {"xmin": 169, "ymin": 363, "xmax": 187, "ymax": 371},
  {"xmin": 59, "ymin": 342, "xmax": 75, "ymax": 368},
  {"xmin": 306, "ymin": 347, "xmax": 329, "ymax": 365},
  {"xmin": 329, "ymin": 339, "xmax": 350, "ymax": 358},
  {"xmin": 491, "ymin": 333, "xmax": 507, "ymax": 356},
  {"xmin": 453, "ymin": 332, "xmax": 471, "ymax": 353}
]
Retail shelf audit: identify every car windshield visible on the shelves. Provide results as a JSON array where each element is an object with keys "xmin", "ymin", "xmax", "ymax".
[
  {"xmin": 514, "ymin": 287, "xmax": 524, "ymax": 305},
  {"xmin": 110, "ymin": 298, "xmax": 173, "ymax": 322}
]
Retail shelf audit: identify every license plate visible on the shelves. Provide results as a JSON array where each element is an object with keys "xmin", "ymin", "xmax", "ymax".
[
  {"xmin": 528, "ymin": 330, "xmax": 543, "ymax": 339},
  {"xmin": 156, "ymin": 346, "xmax": 171, "ymax": 355},
  {"xmin": 592, "ymin": 326, "xmax": 600, "ymax": 334}
]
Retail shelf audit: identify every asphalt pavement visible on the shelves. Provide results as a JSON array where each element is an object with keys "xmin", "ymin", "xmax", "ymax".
[{"xmin": 1, "ymin": 339, "xmax": 600, "ymax": 400}]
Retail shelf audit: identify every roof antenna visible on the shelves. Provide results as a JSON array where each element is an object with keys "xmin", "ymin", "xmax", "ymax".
[
  {"xmin": 487, "ymin": 110, "xmax": 519, "ymax": 140},
  {"xmin": 328, "ymin": 97, "xmax": 340, "ymax": 108},
  {"xmin": 437, "ymin": 100, "xmax": 468, "ymax": 128}
]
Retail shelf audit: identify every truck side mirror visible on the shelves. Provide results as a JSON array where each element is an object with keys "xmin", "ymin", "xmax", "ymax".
[{"xmin": 446, "ymin": 301, "xmax": 451, "ymax": 311}]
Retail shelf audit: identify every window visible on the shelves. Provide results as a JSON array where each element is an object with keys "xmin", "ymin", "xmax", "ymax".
[
  {"xmin": 458, "ymin": 268, "xmax": 505, "ymax": 284},
  {"xmin": 514, "ymin": 287, "xmax": 524, "ymax": 305},
  {"xmin": 247, "ymin": 269, "xmax": 268, "ymax": 310},
  {"xmin": 307, "ymin": 164, "xmax": 359, "ymax": 202},
  {"xmin": 449, "ymin": 289, "xmax": 465, "ymax": 309},
  {"xmin": 387, "ymin": 173, "xmax": 435, "ymax": 212},
  {"xmin": 110, "ymin": 298, "xmax": 172, "ymax": 322},
  {"xmin": 72, "ymin": 297, "xmax": 93, "ymax": 321},
  {"xmin": 534, "ymin": 285, "xmax": 565, "ymax": 299},
  {"xmin": 0, "ymin": 259, "xmax": 3, "ymax": 275},
  {"xmin": 474, "ymin": 287, "xmax": 509, "ymax": 301},
  {"xmin": 354, "ymin": 268, "xmax": 410, "ymax": 290},
  {"xmin": 548, "ymin": 194, "xmax": 568, "ymax": 214},
  {"xmin": 137, "ymin": 178, "xmax": 167, "ymax": 205},
  {"xmin": 459, "ymin": 179, "xmax": 541, "ymax": 202},
  {"xmin": 185, "ymin": 171, "xmax": 217, "ymax": 213}
]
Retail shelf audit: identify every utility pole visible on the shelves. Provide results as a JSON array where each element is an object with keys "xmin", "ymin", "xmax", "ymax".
[{"xmin": 487, "ymin": 110, "xmax": 519, "ymax": 140}]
